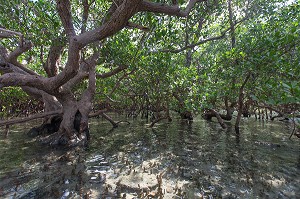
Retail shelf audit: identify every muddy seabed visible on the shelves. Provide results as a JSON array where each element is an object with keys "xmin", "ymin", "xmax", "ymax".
[{"xmin": 0, "ymin": 116, "xmax": 299, "ymax": 198}]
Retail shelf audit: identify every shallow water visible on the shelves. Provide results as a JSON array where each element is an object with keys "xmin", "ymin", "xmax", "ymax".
[{"xmin": 0, "ymin": 116, "xmax": 299, "ymax": 198}]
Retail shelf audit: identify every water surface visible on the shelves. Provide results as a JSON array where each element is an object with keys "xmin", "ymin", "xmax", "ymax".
[{"xmin": 0, "ymin": 116, "xmax": 299, "ymax": 198}]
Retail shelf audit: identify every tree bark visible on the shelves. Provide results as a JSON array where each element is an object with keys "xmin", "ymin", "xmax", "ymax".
[
  {"xmin": 0, "ymin": 0, "xmax": 203, "ymax": 147},
  {"xmin": 235, "ymin": 73, "xmax": 251, "ymax": 133},
  {"xmin": 203, "ymin": 109, "xmax": 227, "ymax": 129},
  {"xmin": 0, "ymin": 110, "xmax": 62, "ymax": 127}
]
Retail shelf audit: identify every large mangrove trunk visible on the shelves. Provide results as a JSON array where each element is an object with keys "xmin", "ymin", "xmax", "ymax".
[
  {"xmin": 30, "ymin": 62, "xmax": 96, "ymax": 146},
  {"xmin": 40, "ymin": 104, "xmax": 90, "ymax": 146},
  {"xmin": 1, "ymin": 0, "xmax": 208, "ymax": 148}
]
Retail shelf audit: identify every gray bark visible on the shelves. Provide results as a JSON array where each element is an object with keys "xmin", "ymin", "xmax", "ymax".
[{"xmin": 0, "ymin": 0, "xmax": 203, "ymax": 146}]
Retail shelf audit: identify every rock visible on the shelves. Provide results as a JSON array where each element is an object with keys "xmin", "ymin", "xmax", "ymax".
[
  {"xmin": 119, "ymin": 173, "xmax": 158, "ymax": 192},
  {"xmin": 166, "ymin": 186, "xmax": 173, "ymax": 193}
]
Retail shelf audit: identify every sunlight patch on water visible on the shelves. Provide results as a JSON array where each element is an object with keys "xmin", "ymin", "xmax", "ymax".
[{"xmin": 0, "ymin": 116, "xmax": 299, "ymax": 198}]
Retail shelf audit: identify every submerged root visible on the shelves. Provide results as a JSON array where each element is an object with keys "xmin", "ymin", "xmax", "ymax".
[
  {"xmin": 38, "ymin": 131, "xmax": 89, "ymax": 147},
  {"xmin": 27, "ymin": 111, "xmax": 90, "ymax": 147},
  {"xmin": 27, "ymin": 116, "xmax": 62, "ymax": 138},
  {"xmin": 38, "ymin": 132, "xmax": 68, "ymax": 146}
]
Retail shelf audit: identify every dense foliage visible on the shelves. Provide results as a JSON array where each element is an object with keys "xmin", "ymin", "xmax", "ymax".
[{"xmin": 0, "ymin": 0, "xmax": 299, "ymax": 126}]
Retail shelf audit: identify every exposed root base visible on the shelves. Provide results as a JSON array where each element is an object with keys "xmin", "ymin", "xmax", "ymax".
[
  {"xmin": 38, "ymin": 132, "xmax": 89, "ymax": 148},
  {"xmin": 27, "ymin": 116, "xmax": 62, "ymax": 138}
]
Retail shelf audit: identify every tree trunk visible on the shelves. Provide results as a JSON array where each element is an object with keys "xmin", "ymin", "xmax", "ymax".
[
  {"xmin": 173, "ymin": 91, "xmax": 193, "ymax": 120},
  {"xmin": 39, "ymin": 100, "xmax": 90, "ymax": 147},
  {"xmin": 235, "ymin": 73, "xmax": 251, "ymax": 133},
  {"xmin": 202, "ymin": 97, "xmax": 235, "ymax": 122},
  {"xmin": 203, "ymin": 109, "xmax": 227, "ymax": 129},
  {"xmin": 1, "ymin": 1, "xmax": 204, "ymax": 148}
]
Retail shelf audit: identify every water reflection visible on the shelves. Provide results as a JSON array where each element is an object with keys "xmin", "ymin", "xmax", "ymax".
[{"xmin": 0, "ymin": 116, "xmax": 299, "ymax": 198}]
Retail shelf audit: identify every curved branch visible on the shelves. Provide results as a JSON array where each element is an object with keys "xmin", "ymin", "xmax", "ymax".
[
  {"xmin": 108, "ymin": 68, "xmax": 136, "ymax": 96},
  {"xmin": 97, "ymin": 64, "xmax": 128, "ymax": 78},
  {"xmin": 43, "ymin": 38, "xmax": 66, "ymax": 77},
  {"xmin": 76, "ymin": 0, "xmax": 142, "ymax": 47},
  {"xmin": 206, "ymin": 109, "xmax": 227, "ymax": 129},
  {"xmin": 0, "ymin": 27, "xmax": 22, "ymax": 38},
  {"xmin": 0, "ymin": 56, "xmax": 61, "ymax": 108},
  {"xmin": 79, "ymin": 56, "xmax": 97, "ymax": 106},
  {"xmin": 100, "ymin": 112, "xmax": 118, "ymax": 128},
  {"xmin": 7, "ymin": 42, "xmax": 32, "ymax": 61},
  {"xmin": 1, "ymin": 2, "xmax": 80, "ymax": 92},
  {"xmin": 63, "ymin": 52, "xmax": 99, "ymax": 91},
  {"xmin": 56, "ymin": 0, "xmax": 76, "ymax": 38},
  {"xmin": 5, "ymin": 41, "xmax": 38, "ymax": 76},
  {"xmin": 47, "ymin": 40, "xmax": 80, "ymax": 91},
  {"xmin": 149, "ymin": 116, "xmax": 171, "ymax": 128},
  {"xmin": 1, "ymin": 41, "xmax": 37, "ymax": 76},
  {"xmin": 139, "ymin": 0, "xmax": 205, "ymax": 17},
  {"xmin": 0, "ymin": 110, "xmax": 62, "ymax": 127},
  {"xmin": 0, "ymin": 72, "xmax": 48, "ymax": 91}
]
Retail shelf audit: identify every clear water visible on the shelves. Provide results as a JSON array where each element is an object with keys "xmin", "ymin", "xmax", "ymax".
[{"xmin": 0, "ymin": 115, "xmax": 299, "ymax": 198}]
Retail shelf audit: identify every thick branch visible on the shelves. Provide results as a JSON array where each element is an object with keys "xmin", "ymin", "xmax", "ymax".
[
  {"xmin": 47, "ymin": 40, "xmax": 80, "ymax": 91},
  {"xmin": 75, "ymin": 0, "xmax": 142, "ymax": 47},
  {"xmin": 81, "ymin": 0, "xmax": 93, "ymax": 33},
  {"xmin": 0, "ymin": 58, "xmax": 54, "ymax": 98},
  {"xmin": 0, "ymin": 73, "xmax": 47, "ymax": 91},
  {"xmin": 235, "ymin": 73, "xmax": 251, "ymax": 133},
  {"xmin": 0, "ymin": 110, "xmax": 62, "ymax": 127},
  {"xmin": 0, "ymin": 27, "xmax": 22, "ymax": 38},
  {"xmin": 0, "ymin": 45, "xmax": 8, "ymax": 59},
  {"xmin": 79, "ymin": 59, "xmax": 96, "ymax": 108},
  {"xmin": 5, "ymin": 41, "xmax": 38, "ymax": 76},
  {"xmin": 43, "ymin": 39, "xmax": 65, "ymax": 77},
  {"xmin": 139, "ymin": 0, "xmax": 204, "ymax": 17},
  {"xmin": 203, "ymin": 109, "xmax": 233, "ymax": 121},
  {"xmin": 77, "ymin": 60, "xmax": 97, "ymax": 135},
  {"xmin": 149, "ymin": 116, "xmax": 170, "ymax": 128},
  {"xmin": 206, "ymin": 109, "xmax": 227, "ymax": 129},
  {"xmin": 0, "ymin": 57, "xmax": 60, "ymax": 105},
  {"xmin": 1, "ymin": 2, "xmax": 80, "ymax": 92},
  {"xmin": 1, "ymin": 41, "xmax": 37, "ymax": 76},
  {"xmin": 63, "ymin": 53, "xmax": 99, "ymax": 91},
  {"xmin": 7, "ymin": 41, "xmax": 32, "ymax": 62},
  {"xmin": 87, "ymin": 63, "xmax": 96, "ymax": 95},
  {"xmin": 1, "ymin": 1, "xmax": 133, "ymax": 95},
  {"xmin": 56, "ymin": 0, "xmax": 76, "ymax": 38}
]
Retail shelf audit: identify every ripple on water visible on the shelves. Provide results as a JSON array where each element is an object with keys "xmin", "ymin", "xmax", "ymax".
[{"xmin": 0, "ymin": 116, "xmax": 299, "ymax": 198}]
